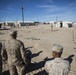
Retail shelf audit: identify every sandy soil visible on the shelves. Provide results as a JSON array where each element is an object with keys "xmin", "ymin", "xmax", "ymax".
[{"xmin": 0, "ymin": 25, "xmax": 76, "ymax": 75}]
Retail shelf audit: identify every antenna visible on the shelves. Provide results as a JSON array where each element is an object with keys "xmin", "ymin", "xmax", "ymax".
[{"xmin": 21, "ymin": 5, "xmax": 24, "ymax": 23}]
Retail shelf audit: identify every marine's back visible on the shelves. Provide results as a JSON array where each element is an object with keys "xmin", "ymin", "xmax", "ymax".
[
  {"xmin": 6, "ymin": 38, "xmax": 24, "ymax": 64},
  {"xmin": 45, "ymin": 58, "xmax": 70, "ymax": 75}
]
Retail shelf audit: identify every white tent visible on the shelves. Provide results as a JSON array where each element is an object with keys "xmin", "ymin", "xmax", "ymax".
[
  {"xmin": 72, "ymin": 22, "xmax": 76, "ymax": 27},
  {"xmin": 49, "ymin": 21, "xmax": 56, "ymax": 27},
  {"xmin": 56, "ymin": 21, "xmax": 73, "ymax": 28}
]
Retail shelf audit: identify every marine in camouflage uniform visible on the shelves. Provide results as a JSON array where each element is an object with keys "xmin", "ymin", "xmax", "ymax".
[
  {"xmin": 44, "ymin": 44, "xmax": 70, "ymax": 75},
  {"xmin": 0, "ymin": 42, "xmax": 2, "ymax": 75},
  {"xmin": 5, "ymin": 30, "xmax": 28, "ymax": 75},
  {"xmin": 0, "ymin": 41, "xmax": 6, "ymax": 75}
]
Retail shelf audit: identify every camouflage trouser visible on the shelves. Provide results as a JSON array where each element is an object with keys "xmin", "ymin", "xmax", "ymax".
[{"xmin": 9, "ymin": 62, "xmax": 25, "ymax": 75}]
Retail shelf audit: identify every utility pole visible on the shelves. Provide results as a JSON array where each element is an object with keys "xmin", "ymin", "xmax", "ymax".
[{"xmin": 21, "ymin": 5, "xmax": 24, "ymax": 23}]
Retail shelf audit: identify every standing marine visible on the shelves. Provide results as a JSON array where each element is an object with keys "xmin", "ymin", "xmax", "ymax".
[{"xmin": 5, "ymin": 30, "xmax": 28, "ymax": 75}]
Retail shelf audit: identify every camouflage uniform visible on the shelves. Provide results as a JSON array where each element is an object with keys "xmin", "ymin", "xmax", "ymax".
[
  {"xmin": 5, "ymin": 31, "xmax": 27, "ymax": 75},
  {"xmin": 0, "ymin": 42, "xmax": 2, "ymax": 75},
  {"xmin": 0, "ymin": 42, "xmax": 6, "ymax": 75},
  {"xmin": 45, "ymin": 58, "xmax": 70, "ymax": 75}
]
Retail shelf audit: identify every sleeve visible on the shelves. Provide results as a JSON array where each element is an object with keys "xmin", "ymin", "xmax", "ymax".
[
  {"xmin": 1, "ymin": 43, "xmax": 8, "ymax": 61},
  {"xmin": 20, "ymin": 42, "xmax": 28, "ymax": 64},
  {"xmin": 63, "ymin": 61, "xmax": 70, "ymax": 75},
  {"xmin": 44, "ymin": 61, "xmax": 51, "ymax": 73},
  {"xmin": 63, "ymin": 67, "xmax": 70, "ymax": 75}
]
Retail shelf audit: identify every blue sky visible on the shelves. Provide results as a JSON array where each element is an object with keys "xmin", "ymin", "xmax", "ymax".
[{"xmin": 0, "ymin": 0, "xmax": 76, "ymax": 22}]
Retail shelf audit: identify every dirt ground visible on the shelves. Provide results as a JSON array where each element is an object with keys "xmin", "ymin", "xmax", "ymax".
[{"xmin": 0, "ymin": 25, "xmax": 76, "ymax": 75}]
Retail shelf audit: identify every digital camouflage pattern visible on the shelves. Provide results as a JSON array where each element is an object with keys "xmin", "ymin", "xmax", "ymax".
[
  {"xmin": 5, "ymin": 34, "xmax": 27, "ymax": 75},
  {"xmin": 0, "ymin": 42, "xmax": 2, "ymax": 75},
  {"xmin": 45, "ymin": 58, "xmax": 70, "ymax": 75}
]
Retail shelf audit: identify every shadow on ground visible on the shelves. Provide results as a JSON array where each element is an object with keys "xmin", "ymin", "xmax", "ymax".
[
  {"xmin": 2, "ymin": 47, "xmax": 75, "ymax": 75},
  {"xmin": 25, "ymin": 57, "xmax": 54, "ymax": 75},
  {"xmin": 64, "ymin": 54, "xmax": 74, "ymax": 64}
]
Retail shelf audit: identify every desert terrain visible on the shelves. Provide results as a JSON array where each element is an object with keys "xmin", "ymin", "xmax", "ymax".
[{"xmin": 0, "ymin": 25, "xmax": 76, "ymax": 75}]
